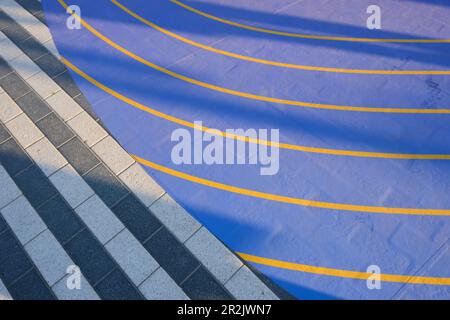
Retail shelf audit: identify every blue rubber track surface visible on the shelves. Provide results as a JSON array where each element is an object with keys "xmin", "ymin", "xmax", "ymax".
[{"xmin": 42, "ymin": 0, "xmax": 450, "ymax": 299}]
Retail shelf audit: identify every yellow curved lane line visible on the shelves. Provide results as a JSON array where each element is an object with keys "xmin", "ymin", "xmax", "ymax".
[
  {"xmin": 58, "ymin": 0, "xmax": 450, "ymax": 114},
  {"xmin": 172, "ymin": 0, "xmax": 450, "ymax": 44},
  {"xmin": 238, "ymin": 252, "xmax": 450, "ymax": 285},
  {"xmin": 61, "ymin": 56, "xmax": 450, "ymax": 160},
  {"xmin": 132, "ymin": 154, "xmax": 450, "ymax": 216},
  {"xmin": 113, "ymin": 0, "xmax": 450, "ymax": 75},
  {"xmin": 133, "ymin": 154, "xmax": 450, "ymax": 216}
]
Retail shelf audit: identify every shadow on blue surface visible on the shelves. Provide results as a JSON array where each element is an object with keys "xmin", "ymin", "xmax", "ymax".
[
  {"xmin": 181, "ymin": 0, "xmax": 443, "ymax": 40},
  {"xmin": 71, "ymin": 0, "xmax": 450, "ymax": 68},
  {"xmin": 273, "ymin": 278, "xmax": 338, "ymax": 300},
  {"xmin": 60, "ymin": 45, "xmax": 450, "ymax": 157},
  {"xmin": 146, "ymin": 0, "xmax": 450, "ymax": 67}
]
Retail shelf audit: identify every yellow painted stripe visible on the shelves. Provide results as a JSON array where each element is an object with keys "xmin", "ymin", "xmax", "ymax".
[
  {"xmin": 61, "ymin": 56, "xmax": 450, "ymax": 160},
  {"xmin": 131, "ymin": 154, "xmax": 450, "ymax": 216},
  {"xmin": 172, "ymin": 0, "xmax": 450, "ymax": 44},
  {"xmin": 58, "ymin": 0, "xmax": 450, "ymax": 114},
  {"xmin": 113, "ymin": 0, "xmax": 450, "ymax": 75},
  {"xmin": 238, "ymin": 252, "xmax": 450, "ymax": 285}
]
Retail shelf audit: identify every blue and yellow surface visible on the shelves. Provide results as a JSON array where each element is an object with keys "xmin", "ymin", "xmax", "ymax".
[{"xmin": 42, "ymin": 0, "xmax": 450, "ymax": 299}]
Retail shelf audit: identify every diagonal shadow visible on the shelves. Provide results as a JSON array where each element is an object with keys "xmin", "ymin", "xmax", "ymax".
[
  {"xmin": 182, "ymin": 0, "xmax": 447, "ymax": 40},
  {"xmin": 105, "ymin": 0, "xmax": 450, "ymax": 68},
  {"xmin": 61, "ymin": 45, "xmax": 450, "ymax": 156},
  {"xmin": 41, "ymin": 0, "xmax": 450, "ymax": 68}
]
